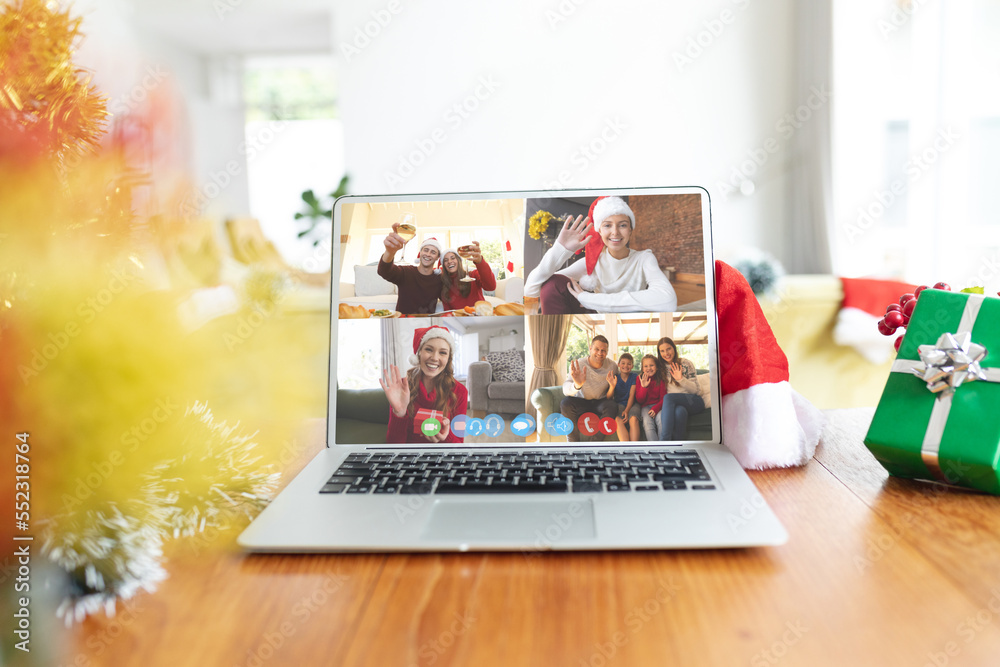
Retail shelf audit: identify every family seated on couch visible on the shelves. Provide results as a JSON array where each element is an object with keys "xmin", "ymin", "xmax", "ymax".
[{"xmin": 561, "ymin": 335, "xmax": 708, "ymax": 442}]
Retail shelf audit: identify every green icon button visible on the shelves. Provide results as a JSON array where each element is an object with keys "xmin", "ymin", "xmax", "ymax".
[{"xmin": 421, "ymin": 417, "xmax": 442, "ymax": 437}]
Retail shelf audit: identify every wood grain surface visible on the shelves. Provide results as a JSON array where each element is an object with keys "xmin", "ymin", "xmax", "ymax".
[{"xmin": 60, "ymin": 411, "xmax": 1000, "ymax": 667}]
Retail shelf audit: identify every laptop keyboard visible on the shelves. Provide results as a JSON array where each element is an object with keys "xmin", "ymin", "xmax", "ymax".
[{"xmin": 319, "ymin": 450, "xmax": 715, "ymax": 495}]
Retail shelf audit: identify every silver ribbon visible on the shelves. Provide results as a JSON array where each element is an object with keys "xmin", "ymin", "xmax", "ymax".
[
  {"xmin": 889, "ymin": 294, "xmax": 1000, "ymax": 482},
  {"xmin": 911, "ymin": 332, "xmax": 989, "ymax": 393}
]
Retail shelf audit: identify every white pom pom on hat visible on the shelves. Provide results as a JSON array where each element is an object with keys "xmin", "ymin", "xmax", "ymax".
[{"xmin": 409, "ymin": 325, "xmax": 456, "ymax": 366}]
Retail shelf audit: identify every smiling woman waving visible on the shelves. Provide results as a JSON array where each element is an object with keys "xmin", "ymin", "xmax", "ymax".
[
  {"xmin": 523, "ymin": 196, "xmax": 678, "ymax": 314},
  {"xmin": 380, "ymin": 325, "xmax": 468, "ymax": 444}
]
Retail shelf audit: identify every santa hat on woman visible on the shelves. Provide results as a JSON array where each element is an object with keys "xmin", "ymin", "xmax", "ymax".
[
  {"xmin": 409, "ymin": 325, "xmax": 456, "ymax": 366},
  {"xmin": 579, "ymin": 196, "xmax": 635, "ymax": 291},
  {"xmin": 716, "ymin": 260, "xmax": 826, "ymax": 469}
]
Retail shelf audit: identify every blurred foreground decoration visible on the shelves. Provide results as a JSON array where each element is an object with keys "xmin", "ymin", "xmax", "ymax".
[
  {"xmin": 0, "ymin": 0, "xmax": 108, "ymax": 165},
  {"xmin": 0, "ymin": 0, "xmax": 310, "ymax": 627}
]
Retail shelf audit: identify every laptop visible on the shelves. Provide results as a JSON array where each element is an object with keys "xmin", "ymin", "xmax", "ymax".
[{"xmin": 238, "ymin": 186, "xmax": 788, "ymax": 552}]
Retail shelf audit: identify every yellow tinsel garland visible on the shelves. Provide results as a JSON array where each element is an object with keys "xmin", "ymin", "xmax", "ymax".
[{"xmin": 0, "ymin": 0, "xmax": 108, "ymax": 164}]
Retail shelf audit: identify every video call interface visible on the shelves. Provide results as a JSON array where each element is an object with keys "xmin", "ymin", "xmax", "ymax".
[{"xmin": 334, "ymin": 192, "xmax": 714, "ymax": 446}]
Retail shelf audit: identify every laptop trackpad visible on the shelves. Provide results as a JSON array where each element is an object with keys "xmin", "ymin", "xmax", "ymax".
[
  {"xmin": 423, "ymin": 498, "xmax": 596, "ymax": 549},
  {"xmin": 421, "ymin": 499, "xmax": 596, "ymax": 544}
]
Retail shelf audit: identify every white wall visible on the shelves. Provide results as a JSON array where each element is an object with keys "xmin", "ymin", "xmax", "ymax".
[
  {"xmin": 72, "ymin": 0, "xmax": 800, "ymax": 270},
  {"xmin": 336, "ymin": 0, "xmax": 797, "ymax": 267},
  {"xmin": 74, "ymin": 1, "xmax": 253, "ymax": 226}
]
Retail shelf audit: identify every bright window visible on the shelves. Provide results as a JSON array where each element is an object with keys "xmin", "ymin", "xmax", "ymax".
[
  {"xmin": 243, "ymin": 55, "xmax": 344, "ymax": 271},
  {"xmin": 832, "ymin": 1, "xmax": 1000, "ymax": 290}
]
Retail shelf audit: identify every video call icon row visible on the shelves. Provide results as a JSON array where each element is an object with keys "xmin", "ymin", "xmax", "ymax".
[
  {"xmin": 442, "ymin": 414, "xmax": 537, "ymax": 439},
  {"xmin": 422, "ymin": 413, "xmax": 540, "ymax": 439},
  {"xmin": 420, "ymin": 412, "xmax": 618, "ymax": 439}
]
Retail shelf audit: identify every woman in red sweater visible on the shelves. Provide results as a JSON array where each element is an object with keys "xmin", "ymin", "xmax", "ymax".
[
  {"xmin": 439, "ymin": 242, "xmax": 497, "ymax": 311},
  {"xmin": 634, "ymin": 353, "xmax": 667, "ymax": 442},
  {"xmin": 379, "ymin": 325, "xmax": 468, "ymax": 444}
]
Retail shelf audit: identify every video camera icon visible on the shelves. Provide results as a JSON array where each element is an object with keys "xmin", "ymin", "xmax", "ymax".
[
  {"xmin": 420, "ymin": 417, "xmax": 442, "ymax": 437},
  {"xmin": 450, "ymin": 414, "xmax": 468, "ymax": 438}
]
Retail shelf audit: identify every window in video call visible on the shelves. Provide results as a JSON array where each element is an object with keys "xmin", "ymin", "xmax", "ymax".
[{"xmin": 334, "ymin": 193, "xmax": 714, "ymax": 445}]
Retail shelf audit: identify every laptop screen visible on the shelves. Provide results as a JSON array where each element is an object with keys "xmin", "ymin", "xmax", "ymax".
[{"xmin": 329, "ymin": 187, "xmax": 720, "ymax": 447}]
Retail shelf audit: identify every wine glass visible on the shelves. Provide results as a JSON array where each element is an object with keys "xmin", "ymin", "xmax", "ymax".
[
  {"xmin": 457, "ymin": 244, "xmax": 476, "ymax": 283},
  {"xmin": 396, "ymin": 213, "xmax": 416, "ymax": 261}
]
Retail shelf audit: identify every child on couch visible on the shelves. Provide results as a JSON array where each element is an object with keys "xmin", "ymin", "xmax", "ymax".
[
  {"xmin": 607, "ymin": 352, "xmax": 640, "ymax": 441},
  {"xmin": 634, "ymin": 354, "xmax": 667, "ymax": 442}
]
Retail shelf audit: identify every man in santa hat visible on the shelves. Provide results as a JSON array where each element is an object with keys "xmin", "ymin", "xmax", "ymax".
[{"xmin": 378, "ymin": 225, "xmax": 444, "ymax": 315}]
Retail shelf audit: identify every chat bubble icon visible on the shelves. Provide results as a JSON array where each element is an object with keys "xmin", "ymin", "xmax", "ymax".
[{"xmin": 511, "ymin": 413, "xmax": 536, "ymax": 437}]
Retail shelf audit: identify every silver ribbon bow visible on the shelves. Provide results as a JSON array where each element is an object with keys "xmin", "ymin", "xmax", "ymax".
[{"xmin": 912, "ymin": 332, "xmax": 988, "ymax": 395}]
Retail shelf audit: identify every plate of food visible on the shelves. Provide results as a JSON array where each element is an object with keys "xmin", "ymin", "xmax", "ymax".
[
  {"xmin": 493, "ymin": 302, "xmax": 525, "ymax": 316},
  {"xmin": 369, "ymin": 308, "xmax": 400, "ymax": 318},
  {"xmin": 339, "ymin": 303, "xmax": 370, "ymax": 319}
]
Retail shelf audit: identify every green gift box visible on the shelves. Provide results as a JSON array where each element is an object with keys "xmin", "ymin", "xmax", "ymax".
[{"xmin": 865, "ymin": 289, "xmax": 1000, "ymax": 494}]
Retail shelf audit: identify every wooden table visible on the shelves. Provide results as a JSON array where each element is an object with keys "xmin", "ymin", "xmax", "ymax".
[{"xmin": 63, "ymin": 409, "xmax": 1000, "ymax": 667}]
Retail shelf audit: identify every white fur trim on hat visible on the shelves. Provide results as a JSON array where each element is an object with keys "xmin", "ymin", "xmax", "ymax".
[
  {"xmin": 579, "ymin": 273, "xmax": 599, "ymax": 291},
  {"xmin": 592, "ymin": 196, "xmax": 635, "ymax": 228},
  {"xmin": 440, "ymin": 248, "xmax": 459, "ymax": 268},
  {"xmin": 408, "ymin": 326, "xmax": 456, "ymax": 366},
  {"xmin": 720, "ymin": 381, "xmax": 826, "ymax": 470}
]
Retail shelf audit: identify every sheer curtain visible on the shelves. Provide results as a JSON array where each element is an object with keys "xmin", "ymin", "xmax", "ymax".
[
  {"xmin": 382, "ymin": 319, "xmax": 401, "ymax": 375},
  {"xmin": 832, "ymin": 1, "xmax": 1000, "ymax": 289},
  {"xmin": 787, "ymin": 0, "xmax": 834, "ymax": 274},
  {"xmin": 526, "ymin": 315, "xmax": 571, "ymax": 416}
]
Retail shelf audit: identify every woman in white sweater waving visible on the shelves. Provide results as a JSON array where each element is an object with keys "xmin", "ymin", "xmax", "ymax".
[{"xmin": 523, "ymin": 196, "xmax": 677, "ymax": 314}]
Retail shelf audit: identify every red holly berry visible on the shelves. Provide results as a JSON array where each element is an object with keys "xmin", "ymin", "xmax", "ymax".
[
  {"xmin": 902, "ymin": 298, "xmax": 917, "ymax": 319},
  {"xmin": 899, "ymin": 293, "xmax": 916, "ymax": 307},
  {"xmin": 885, "ymin": 310, "xmax": 905, "ymax": 328},
  {"xmin": 914, "ymin": 285, "xmax": 928, "ymax": 298},
  {"xmin": 886, "ymin": 303, "xmax": 902, "ymax": 314},
  {"xmin": 894, "ymin": 335, "xmax": 904, "ymax": 352},
  {"xmin": 933, "ymin": 282, "xmax": 951, "ymax": 291},
  {"xmin": 878, "ymin": 318, "xmax": 897, "ymax": 336}
]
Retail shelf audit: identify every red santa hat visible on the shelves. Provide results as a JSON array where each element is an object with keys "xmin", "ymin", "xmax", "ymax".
[
  {"xmin": 419, "ymin": 237, "xmax": 443, "ymax": 256},
  {"xmin": 579, "ymin": 196, "xmax": 636, "ymax": 291},
  {"xmin": 439, "ymin": 248, "xmax": 459, "ymax": 268},
  {"xmin": 409, "ymin": 325, "xmax": 456, "ymax": 366},
  {"xmin": 716, "ymin": 260, "xmax": 825, "ymax": 469}
]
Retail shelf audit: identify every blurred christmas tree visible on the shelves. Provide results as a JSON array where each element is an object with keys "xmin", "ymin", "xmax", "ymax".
[
  {"xmin": 0, "ymin": 0, "xmax": 108, "ymax": 165},
  {"xmin": 0, "ymin": 0, "xmax": 306, "ymax": 629}
]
